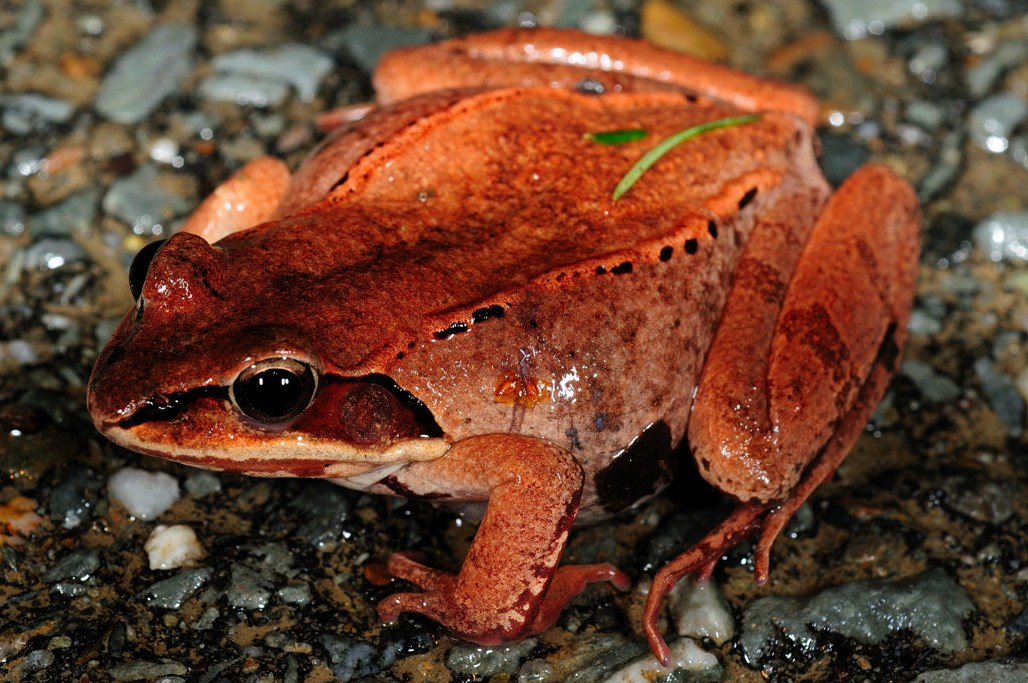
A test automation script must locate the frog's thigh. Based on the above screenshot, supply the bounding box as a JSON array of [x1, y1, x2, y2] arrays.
[[379, 434, 627, 643], [179, 157, 291, 243], [691, 164, 919, 504]]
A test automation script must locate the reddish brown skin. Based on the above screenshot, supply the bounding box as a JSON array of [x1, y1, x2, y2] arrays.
[[87, 28, 921, 664]]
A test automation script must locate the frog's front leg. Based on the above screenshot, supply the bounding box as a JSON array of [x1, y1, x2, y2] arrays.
[[376, 434, 630, 645]]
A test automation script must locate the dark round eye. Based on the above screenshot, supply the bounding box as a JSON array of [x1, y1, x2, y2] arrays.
[[230, 358, 318, 427], [129, 239, 167, 301]]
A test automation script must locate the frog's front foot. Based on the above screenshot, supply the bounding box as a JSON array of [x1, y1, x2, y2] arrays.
[[378, 551, 629, 644]]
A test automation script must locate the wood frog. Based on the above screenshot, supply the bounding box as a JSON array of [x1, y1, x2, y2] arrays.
[[87, 28, 920, 663]]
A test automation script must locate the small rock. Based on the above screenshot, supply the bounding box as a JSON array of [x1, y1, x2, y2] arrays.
[[739, 568, 974, 665], [291, 482, 351, 548], [912, 659, 1028, 682], [43, 549, 100, 583], [0, 94, 75, 136], [22, 648, 55, 671], [598, 638, 723, 683], [0, 201, 26, 236], [107, 658, 188, 681], [966, 39, 1028, 98], [23, 238, 87, 271], [184, 471, 222, 498], [277, 583, 312, 605], [49, 463, 103, 529], [447, 640, 538, 676], [138, 568, 213, 609], [967, 93, 1028, 155], [318, 633, 381, 682], [95, 24, 198, 124], [108, 467, 181, 520], [973, 358, 1025, 436], [902, 360, 962, 403], [820, 0, 963, 40], [102, 164, 192, 236], [197, 73, 291, 108], [209, 44, 333, 103], [973, 211, 1028, 263], [940, 472, 1016, 524], [667, 579, 734, 646], [326, 25, 432, 73], [29, 188, 101, 238], [145, 524, 205, 570], [0, 0, 44, 61], [227, 564, 272, 610]]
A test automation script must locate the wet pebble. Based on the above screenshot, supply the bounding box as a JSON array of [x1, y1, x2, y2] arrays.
[[598, 638, 723, 683], [107, 467, 181, 521], [912, 659, 1028, 682], [43, 548, 100, 583], [667, 579, 734, 645], [940, 471, 1016, 524], [107, 658, 188, 681], [291, 482, 351, 548], [739, 568, 974, 665], [102, 164, 193, 236], [0, 94, 75, 136], [276, 583, 311, 606], [448, 640, 538, 677], [227, 564, 272, 610], [29, 188, 101, 238], [209, 45, 334, 103], [973, 357, 1025, 436], [22, 238, 87, 271], [95, 24, 198, 125], [820, 0, 963, 40], [901, 359, 962, 403], [325, 24, 432, 73], [198, 74, 290, 108], [184, 471, 222, 498], [0, 0, 44, 60], [905, 100, 946, 131], [21, 648, 55, 672], [973, 211, 1028, 263], [318, 633, 381, 682], [137, 567, 213, 609], [145, 524, 205, 570], [49, 464, 103, 529], [967, 93, 1028, 154], [0, 201, 26, 236], [966, 39, 1028, 99]]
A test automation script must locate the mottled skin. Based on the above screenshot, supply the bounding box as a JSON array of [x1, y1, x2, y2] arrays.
[[87, 29, 920, 663]]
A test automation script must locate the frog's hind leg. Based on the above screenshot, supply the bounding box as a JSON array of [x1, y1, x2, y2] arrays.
[[643, 164, 919, 664], [179, 157, 291, 243]]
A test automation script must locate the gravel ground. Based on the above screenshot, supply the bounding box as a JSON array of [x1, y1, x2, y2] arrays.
[[1, 1, 1027, 682]]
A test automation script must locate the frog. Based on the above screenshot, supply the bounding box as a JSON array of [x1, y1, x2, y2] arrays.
[[87, 28, 921, 664]]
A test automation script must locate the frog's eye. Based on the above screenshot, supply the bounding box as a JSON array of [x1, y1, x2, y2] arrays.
[[230, 358, 318, 427], [128, 239, 167, 301]]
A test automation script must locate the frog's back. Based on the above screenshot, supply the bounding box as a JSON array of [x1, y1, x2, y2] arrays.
[[218, 86, 826, 514]]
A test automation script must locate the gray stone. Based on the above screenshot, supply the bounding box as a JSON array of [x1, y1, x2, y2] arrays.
[[968, 93, 1028, 154], [95, 24, 197, 124], [739, 568, 974, 665], [447, 640, 538, 676], [820, 0, 963, 40], [912, 659, 1028, 682], [227, 564, 272, 610], [973, 357, 1025, 436], [0, 0, 43, 61], [43, 549, 100, 583], [966, 40, 1028, 98], [0, 201, 26, 236], [974, 211, 1028, 263], [210, 44, 333, 102], [108, 658, 188, 681], [29, 188, 100, 238], [291, 482, 351, 548], [326, 24, 431, 73], [23, 238, 87, 271], [901, 360, 962, 403], [102, 164, 192, 236], [319, 633, 381, 682], [197, 73, 290, 108], [138, 568, 213, 609], [0, 93, 75, 135], [184, 471, 222, 498]]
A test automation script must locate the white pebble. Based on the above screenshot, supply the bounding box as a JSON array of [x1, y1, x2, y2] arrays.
[[145, 524, 205, 570], [108, 467, 180, 520], [599, 638, 720, 682], [668, 578, 736, 645]]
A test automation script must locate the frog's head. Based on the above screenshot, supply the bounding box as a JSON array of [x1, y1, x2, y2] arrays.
[[87, 231, 449, 481]]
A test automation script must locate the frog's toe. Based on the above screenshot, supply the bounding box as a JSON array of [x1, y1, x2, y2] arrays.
[[525, 563, 631, 635], [384, 550, 454, 591]]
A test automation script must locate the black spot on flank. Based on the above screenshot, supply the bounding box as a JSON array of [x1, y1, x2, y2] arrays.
[[684, 93, 698, 103], [739, 187, 758, 209], [396, 352, 405, 360], [576, 78, 605, 95], [612, 261, 633, 275], [407, 341, 416, 349], [594, 413, 606, 432], [596, 265, 607, 275], [684, 239, 698, 254], [472, 304, 505, 323], [595, 421, 675, 514], [659, 246, 673, 262], [433, 322, 468, 340], [708, 220, 718, 238]]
